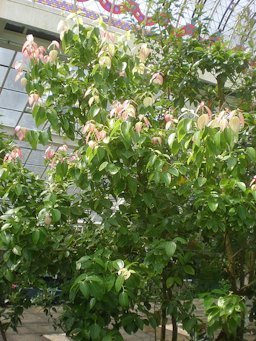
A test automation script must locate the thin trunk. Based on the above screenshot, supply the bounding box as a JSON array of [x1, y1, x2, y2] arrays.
[[0, 323, 8, 341], [160, 271, 167, 341], [224, 232, 237, 292], [171, 314, 177, 341]]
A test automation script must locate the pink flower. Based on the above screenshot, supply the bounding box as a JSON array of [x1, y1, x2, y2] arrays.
[[4, 147, 22, 162], [88, 140, 97, 149], [82, 122, 96, 134], [96, 130, 107, 141], [250, 175, 256, 187], [22, 35, 47, 62], [69, 152, 79, 162], [28, 94, 40, 106], [151, 73, 164, 85], [44, 146, 55, 160], [58, 144, 68, 152], [15, 126, 28, 141], [164, 114, 173, 123], [135, 122, 143, 134], [151, 137, 162, 145], [110, 101, 136, 121], [100, 30, 116, 43]]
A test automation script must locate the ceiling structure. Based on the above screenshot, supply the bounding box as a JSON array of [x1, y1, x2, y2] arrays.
[[0, 0, 255, 178], [33, 0, 256, 46]]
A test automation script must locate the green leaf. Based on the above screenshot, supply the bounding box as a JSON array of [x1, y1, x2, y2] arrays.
[[115, 276, 124, 293], [26, 130, 39, 149], [128, 177, 137, 196], [198, 177, 206, 187], [79, 282, 90, 299], [166, 277, 175, 289], [51, 209, 61, 222], [56, 161, 68, 178], [208, 200, 218, 212], [102, 336, 112, 341], [107, 163, 120, 175], [47, 110, 59, 130], [32, 230, 40, 244], [13, 245, 22, 256], [169, 167, 179, 177], [90, 324, 101, 340], [4, 270, 14, 282], [164, 241, 176, 257], [162, 173, 171, 186], [168, 133, 176, 148], [236, 182, 246, 192], [33, 106, 47, 127], [39, 131, 50, 145], [247, 147, 256, 162], [184, 265, 195, 275], [99, 161, 108, 171], [119, 291, 129, 308]]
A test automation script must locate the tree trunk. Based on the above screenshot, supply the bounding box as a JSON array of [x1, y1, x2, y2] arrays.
[[171, 314, 177, 341], [160, 271, 167, 341], [0, 323, 8, 341]]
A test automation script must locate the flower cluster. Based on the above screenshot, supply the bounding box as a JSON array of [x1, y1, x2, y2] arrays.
[[197, 103, 244, 133], [4, 147, 22, 162], [82, 122, 107, 149], [134, 115, 151, 134], [15, 126, 28, 141], [110, 100, 136, 121]]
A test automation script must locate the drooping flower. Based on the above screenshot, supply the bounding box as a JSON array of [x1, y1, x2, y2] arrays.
[[28, 93, 41, 107], [48, 50, 58, 63], [4, 147, 22, 162], [139, 44, 151, 63], [99, 56, 112, 69], [58, 144, 68, 152], [151, 137, 162, 145], [151, 72, 164, 85], [44, 146, 55, 160], [88, 140, 97, 149], [14, 126, 28, 141], [96, 130, 107, 141], [100, 30, 116, 44]]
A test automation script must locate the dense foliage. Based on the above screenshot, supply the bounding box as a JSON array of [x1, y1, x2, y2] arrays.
[[0, 13, 256, 341]]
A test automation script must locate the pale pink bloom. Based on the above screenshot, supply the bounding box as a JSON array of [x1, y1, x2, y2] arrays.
[[99, 56, 111, 69], [4, 147, 22, 162], [69, 152, 79, 162], [151, 73, 164, 85], [44, 146, 55, 160], [58, 144, 68, 152], [48, 40, 60, 50], [22, 35, 47, 62], [164, 114, 173, 123], [249, 175, 256, 187], [195, 101, 212, 119], [100, 30, 116, 43], [139, 44, 151, 63], [239, 112, 245, 128], [135, 122, 143, 134], [28, 94, 40, 106], [15, 126, 28, 141], [48, 50, 58, 63], [138, 115, 150, 128], [82, 122, 96, 134], [151, 137, 162, 145], [96, 130, 107, 141], [88, 140, 97, 149]]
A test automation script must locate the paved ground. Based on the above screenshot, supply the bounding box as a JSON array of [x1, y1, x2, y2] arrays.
[[2, 307, 189, 341]]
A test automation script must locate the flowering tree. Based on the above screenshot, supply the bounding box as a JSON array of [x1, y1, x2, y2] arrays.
[[0, 14, 256, 341]]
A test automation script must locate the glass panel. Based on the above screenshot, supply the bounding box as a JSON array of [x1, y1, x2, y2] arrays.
[[20, 147, 31, 162], [0, 89, 27, 111], [0, 66, 8, 87], [18, 112, 38, 130], [0, 108, 21, 127], [26, 150, 45, 166], [25, 164, 45, 176], [4, 69, 26, 93], [0, 48, 15, 66]]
